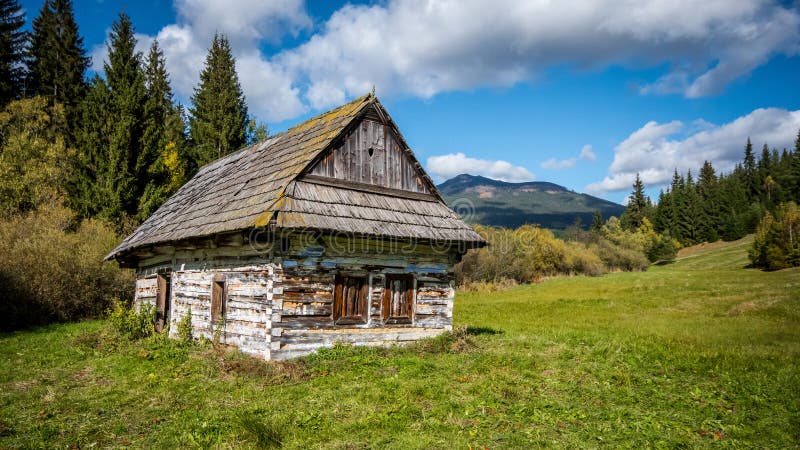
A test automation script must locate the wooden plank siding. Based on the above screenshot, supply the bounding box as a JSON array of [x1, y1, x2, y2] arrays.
[[136, 234, 456, 360], [310, 119, 429, 194]]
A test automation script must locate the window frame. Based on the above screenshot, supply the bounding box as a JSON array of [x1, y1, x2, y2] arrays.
[[333, 274, 369, 325], [382, 274, 414, 324]]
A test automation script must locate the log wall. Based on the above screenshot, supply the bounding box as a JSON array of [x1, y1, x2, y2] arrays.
[[135, 234, 457, 360]]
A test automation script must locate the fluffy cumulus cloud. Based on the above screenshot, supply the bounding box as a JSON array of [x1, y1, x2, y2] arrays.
[[278, 0, 800, 110], [91, 0, 800, 121], [579, 145, 597, 161], [426, 153, 535, 183], [586, 108, 800, 194], [91, 0, 309, 121]]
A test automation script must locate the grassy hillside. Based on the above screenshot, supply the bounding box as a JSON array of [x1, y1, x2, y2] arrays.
[[1, 238, 798, 448], [438, 174, 625, 229]]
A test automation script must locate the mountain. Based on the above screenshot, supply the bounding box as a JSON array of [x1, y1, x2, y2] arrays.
[[437, 174, 625, 229]]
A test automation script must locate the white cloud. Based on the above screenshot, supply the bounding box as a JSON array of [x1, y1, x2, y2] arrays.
[[277, 0, 799, 110], [90, 0, 800, 122], [426, 152, 535, 183], [586, 107, 800, 194], [579, 144, 596, 161], [541, 158, 577, 170], [90, 0, 309, 122]]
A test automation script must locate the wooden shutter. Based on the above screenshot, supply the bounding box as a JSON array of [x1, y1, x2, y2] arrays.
[[155, 274, 170, 332], [333, 274, 368, 325], [382, 275, 413, 324], [211, 279, 225, 325]]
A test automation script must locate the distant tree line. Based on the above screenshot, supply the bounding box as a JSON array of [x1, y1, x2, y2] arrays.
[[616, 134, 800, 270], [0, 0, 266, 228]]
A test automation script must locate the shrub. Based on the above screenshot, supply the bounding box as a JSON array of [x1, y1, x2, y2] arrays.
[[108, 300, 156, 340], [0, 203, 133, 330], [749, 202, 800, 270], [177, 308, 193, 344]]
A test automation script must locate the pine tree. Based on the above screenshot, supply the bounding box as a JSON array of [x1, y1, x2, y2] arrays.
[[189, 33, 248, 166], [0, 0, 27, 106], [621, 173, 650, 230], [104, 12, 146, 218], [789, 129, 800, 201], [137, 39, 188, 220], [590, 209, 604, 233], [71, 12, 146, 222], [27, 0, 89, 127], [697, 161, 720, 242], [743, 137, 757, 197], [70, 75, 113, 218]]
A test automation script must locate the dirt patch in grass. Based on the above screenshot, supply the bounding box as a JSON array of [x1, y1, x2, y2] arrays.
[[208, 346, 311, 383]]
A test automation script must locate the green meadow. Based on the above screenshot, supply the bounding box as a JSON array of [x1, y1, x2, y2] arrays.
[[1, 237, 798, 448]]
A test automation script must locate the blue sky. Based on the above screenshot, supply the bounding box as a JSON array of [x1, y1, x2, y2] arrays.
[[18, 0, 800, 203]]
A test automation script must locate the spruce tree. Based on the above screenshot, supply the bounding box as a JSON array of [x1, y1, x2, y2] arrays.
[[789, 129, 800, 202], [697, 161, 720, 242], [621, 173, 649, 230], [0, 0, 26, 106], [70, 75, 114, 218], [27, 0, 89, 127], [189, 33, 248, 166], [105, 12, 146, 218], [743, 137, 758, 197], [137, 39, 188, 220]]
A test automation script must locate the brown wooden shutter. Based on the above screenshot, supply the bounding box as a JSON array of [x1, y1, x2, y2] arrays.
[[211, 279, 225, 325]]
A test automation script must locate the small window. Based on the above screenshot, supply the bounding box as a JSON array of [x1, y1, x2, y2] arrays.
[[211, 279, 226, 325], [383, 274, 414, 324], [333, 275, 368, 325]]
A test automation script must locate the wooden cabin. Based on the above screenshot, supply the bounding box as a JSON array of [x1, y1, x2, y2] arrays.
[[107, 93, 486, 360]]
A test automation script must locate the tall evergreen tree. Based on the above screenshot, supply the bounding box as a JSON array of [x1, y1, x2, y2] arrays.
[[137, 39, 188, 220], [72, 12, 145, 222], [70, 75, 113, 218], [697, 161, 720, 242], [104, 12, 146, 218], [0, 0, 26, 106], [743, 137, 758, 197], [789, 130, 800, 201], [621, 173, 650, 230], [27, 0, 89, 126], [189, 33, 248, 167]]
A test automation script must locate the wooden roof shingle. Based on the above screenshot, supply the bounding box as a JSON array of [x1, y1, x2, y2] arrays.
[[108, 93, 485, 262]]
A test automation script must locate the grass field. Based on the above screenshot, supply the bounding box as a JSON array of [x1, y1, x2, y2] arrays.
[[1, 237, 798, 448]]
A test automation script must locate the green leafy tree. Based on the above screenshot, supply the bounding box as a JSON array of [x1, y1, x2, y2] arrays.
[[27, 0, 89, 130], [189, 33, 248, 166], [0, 0, 26, 106], [0, 97, 69, 217], [749, 202, 800, 270]]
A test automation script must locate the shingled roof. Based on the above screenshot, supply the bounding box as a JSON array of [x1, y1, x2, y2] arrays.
[[108, 93, 485, 262]]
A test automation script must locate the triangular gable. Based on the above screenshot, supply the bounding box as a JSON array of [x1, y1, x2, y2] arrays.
[[304, 103, 439, 197]]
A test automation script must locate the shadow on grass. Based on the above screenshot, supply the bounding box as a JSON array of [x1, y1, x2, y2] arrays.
[[465, 325, 504, 336]]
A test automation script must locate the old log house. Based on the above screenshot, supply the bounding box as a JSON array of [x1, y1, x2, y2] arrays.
[[107, 93, 486, 359]]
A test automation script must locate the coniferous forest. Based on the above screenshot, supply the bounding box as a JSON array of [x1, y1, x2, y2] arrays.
[[616, 135, 800, 270]]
